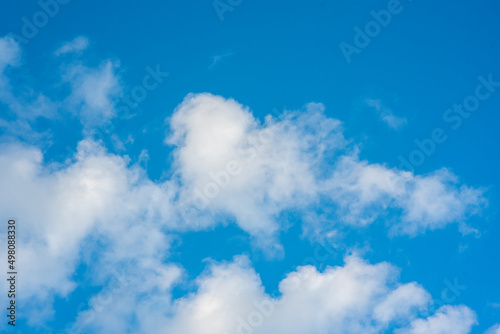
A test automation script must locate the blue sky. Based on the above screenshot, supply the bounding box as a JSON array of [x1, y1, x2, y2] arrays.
[[0, 0, 499, 333]]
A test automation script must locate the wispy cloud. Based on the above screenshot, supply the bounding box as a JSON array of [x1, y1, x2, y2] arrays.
[[55, 36, 89, 56], [62, 59, 122, 129], [208, 51, 235, 69], [365, 98, 408, 130]]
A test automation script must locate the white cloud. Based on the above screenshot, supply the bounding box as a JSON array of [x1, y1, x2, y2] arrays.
[[485, 324, 500, 334], [167, 94, 346, 254], [0, 139, 178, 326], [373, 282, 431, 323], [323, 156, 486, 236], [63, 59, 122, 129], [168, 93, 486, 248], [397, 305, 477, 334], [55, 36, 89, 56], [71, 255, 477, 334]]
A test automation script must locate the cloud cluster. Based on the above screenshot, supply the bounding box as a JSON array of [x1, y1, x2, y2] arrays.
[[0, 36, 490, 333]]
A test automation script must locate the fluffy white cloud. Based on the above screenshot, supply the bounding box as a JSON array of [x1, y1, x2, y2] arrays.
[[397, 304, 477, 334], [168, 94, 345, 253], [168, 93, 486, 247], [71, 255, 477, 334], [0, 139, 178, 326]]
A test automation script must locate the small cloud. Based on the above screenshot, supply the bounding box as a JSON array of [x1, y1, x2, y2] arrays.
[[0, 36, 21, 71], [55, 36, 89, 56], [365, 98, 407, 130], [63, 60, 122, 129], [381, 113, 407, 130], [111, 134, 126, 151], [125, 134, 134, 144], [138, 149, 149, 166], [208, 51, 235, 69], [138, 149, 149, 169]]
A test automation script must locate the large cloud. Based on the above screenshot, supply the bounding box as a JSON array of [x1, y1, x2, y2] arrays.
[[0, 139, 178, 326], [168, 93, 486, 249], [168, 94, 346, 253]]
